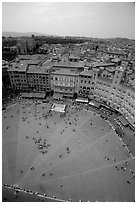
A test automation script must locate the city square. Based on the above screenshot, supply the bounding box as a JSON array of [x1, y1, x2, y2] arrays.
[[2, 96, 135, 202]]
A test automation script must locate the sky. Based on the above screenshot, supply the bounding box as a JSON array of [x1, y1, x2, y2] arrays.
[[2, 2, 135, 39]]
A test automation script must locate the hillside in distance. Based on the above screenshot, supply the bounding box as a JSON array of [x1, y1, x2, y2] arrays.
[[2, 31, 134, 42], [2, 31, 56, 38]]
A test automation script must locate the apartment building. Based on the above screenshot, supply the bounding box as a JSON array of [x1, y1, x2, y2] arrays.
[[27, 61, 52, 92], [2, 60, 11, 91], [51, 68, 79, 96], [53, 57, 84, 72], [79, 69, 99, 97], [8, 61, 28, 90], [90, 65, 135, 127], [8, 55, 53, 93], [94, 77, 112, 103], [104, 51, 128, 60], [7, 54, 135, 127], [17, 54, 46, 65]]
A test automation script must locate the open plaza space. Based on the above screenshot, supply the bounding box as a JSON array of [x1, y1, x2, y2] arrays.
[[2, 97, 135, 202]]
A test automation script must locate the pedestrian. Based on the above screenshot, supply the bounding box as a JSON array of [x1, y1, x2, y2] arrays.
[[115, 166, 119, 170], [68, 199, 72, 201], [59, 154, 63, 158], [31, 166, 35, 170]]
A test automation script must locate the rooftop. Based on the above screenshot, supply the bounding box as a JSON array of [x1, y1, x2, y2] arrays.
[[69, 55, 80, 59], [116, 66, 125, 72], [8, 60, 30, 72], [105, 67, 115, 72], [79, 70, 94, 76], [120, 83, 135, 93], [27, 60, 53, 74], [53, 60, 84, 68], [93, 62, 116, 68], [51, 68, 78, 76], [111, 58, 121, 63], [18, 54, 46, 65], [106, 51, 127, 56], [97, 76, 113, 84]]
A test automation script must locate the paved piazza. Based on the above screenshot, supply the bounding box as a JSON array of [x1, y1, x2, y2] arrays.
[[2, 98, 135, 202]]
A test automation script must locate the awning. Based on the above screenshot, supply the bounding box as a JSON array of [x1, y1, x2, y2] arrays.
[[89, 102, 95, 106], [53, 93, 64, 100], [89, 100, 100, 108], [63, 94, 73, 98], [117, 115, 129, 126], [21, 93, 30, 98], [76, 98, 88, 103], [21, 92, 45, 99]]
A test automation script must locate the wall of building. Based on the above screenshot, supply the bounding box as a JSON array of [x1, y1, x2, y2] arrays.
[[7, 56, 135, 127], [2, 64, 11, 90], [27, 73, 50, 92], [8, 70, 28, 90], [51, 74, 78, 95]]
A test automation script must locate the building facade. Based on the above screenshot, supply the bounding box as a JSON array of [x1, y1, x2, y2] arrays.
[[2, 60, 11, 92], [51, 68, 79, 96], [6, 54, 135, 127], [8, 56, 52, 93], [79, 69, 98, 97], [27, 63, 51, 93], [88, 66, 135, 127], [8, 61, 28, 91]]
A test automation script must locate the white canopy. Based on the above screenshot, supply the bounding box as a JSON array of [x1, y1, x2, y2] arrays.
[[76, 98, 88, 103], [51, 103, 66, 113]]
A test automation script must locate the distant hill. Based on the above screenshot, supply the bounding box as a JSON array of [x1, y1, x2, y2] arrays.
[[2, 31, 54, 38], [2, 32, 134, 41]]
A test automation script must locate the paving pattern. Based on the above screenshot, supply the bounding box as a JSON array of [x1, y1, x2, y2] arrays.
[[2, 98, 135, 202]]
